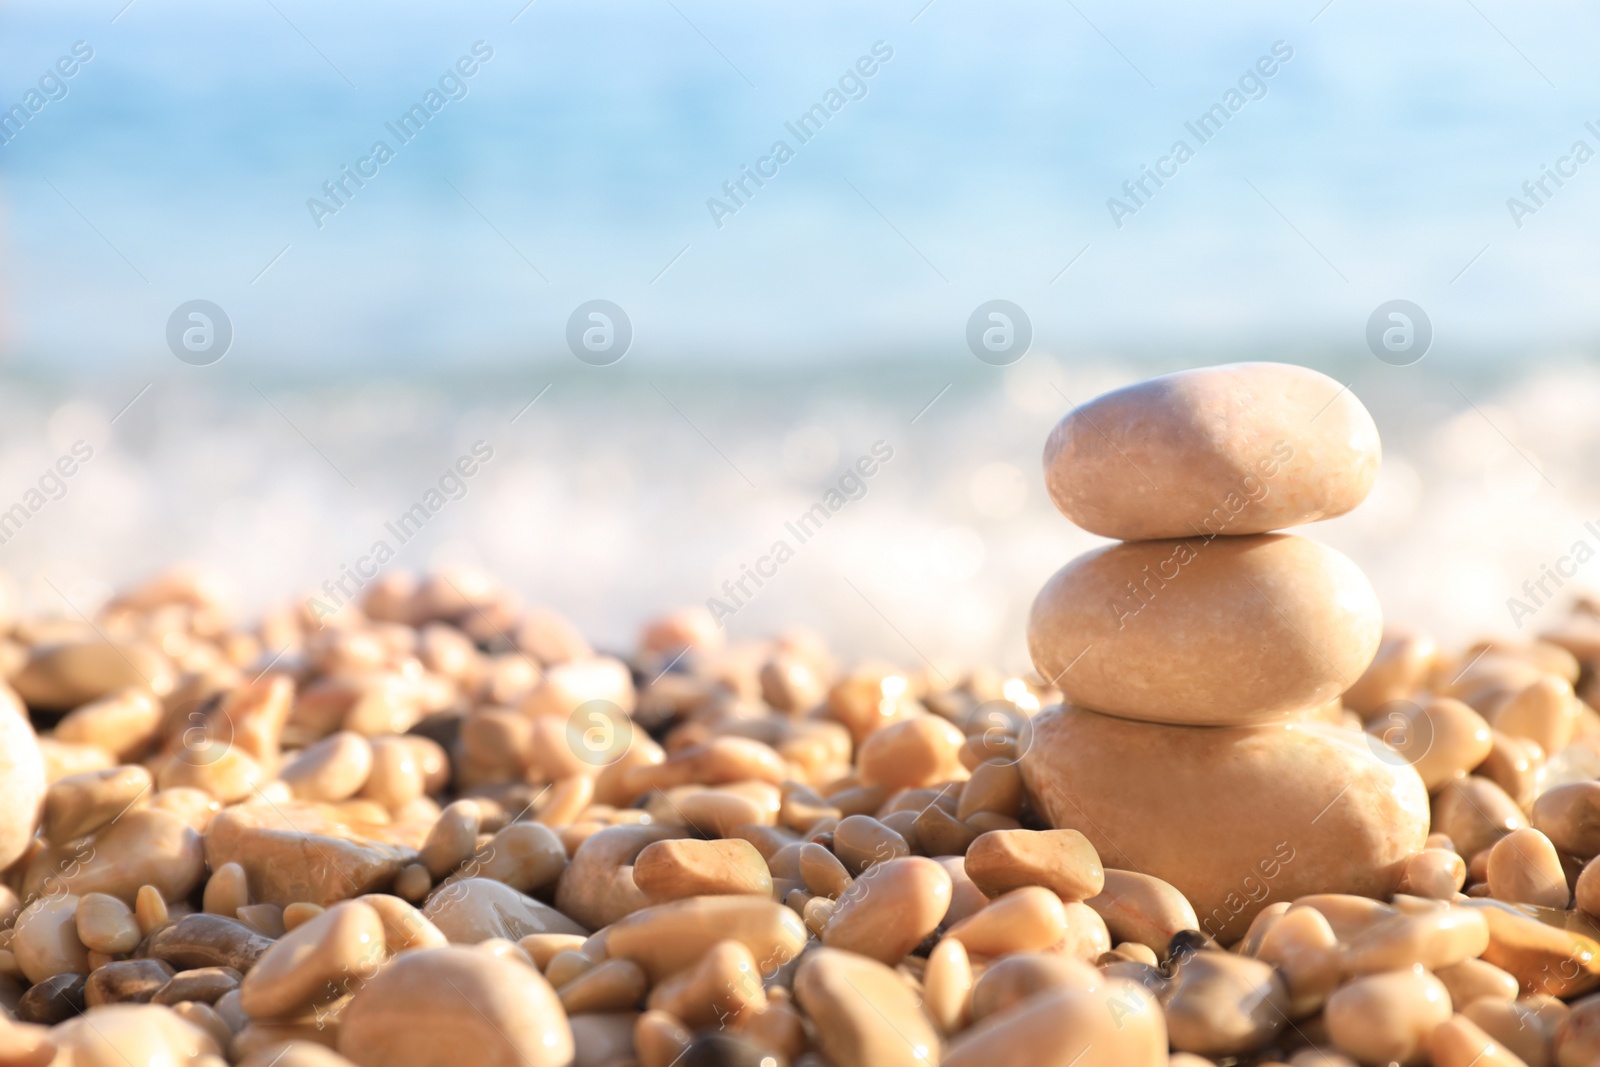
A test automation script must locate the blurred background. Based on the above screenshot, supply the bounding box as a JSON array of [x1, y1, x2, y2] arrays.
[[0, 0, 1597, 670]]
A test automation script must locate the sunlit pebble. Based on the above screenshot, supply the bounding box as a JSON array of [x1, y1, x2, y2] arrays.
[[782, 425, 840, 480], [968, 461, 1028, 519]]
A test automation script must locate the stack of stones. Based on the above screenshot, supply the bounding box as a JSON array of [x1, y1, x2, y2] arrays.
[[1019, 361, 1430, 943]]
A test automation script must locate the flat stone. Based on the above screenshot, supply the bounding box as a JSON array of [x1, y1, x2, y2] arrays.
[[203, 801, 418, 907], [145, 913, 276, 973], [1021, 707, 1428, 942]]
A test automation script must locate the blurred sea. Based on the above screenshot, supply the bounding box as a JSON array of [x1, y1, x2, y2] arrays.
[[1, 355, 1596, 671]]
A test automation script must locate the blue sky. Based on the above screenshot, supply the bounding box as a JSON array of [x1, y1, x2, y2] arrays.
[[1, 0, 1596, 371]]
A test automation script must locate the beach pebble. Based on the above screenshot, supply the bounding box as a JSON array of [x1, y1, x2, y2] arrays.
[[821, 856, 951, 964], [13, 895, 89, 984], [855, 716, 967, 790], [605, 896, 807, 982], [145, 913, 276, 973], [1086, 869, 1199, 955], [1432, 777, 1527, 862], [1041, 362, 1380, 541], [421, 877, 585, 943], [1028, 534, 1382, 725], [1021, 708, 1428, 941], [963, 828, 1104, 901], [338, 946, 573, 1067], [945, 974, 1166, 1067], [794, 947, 941, 1067], [75, 892, 141, 955], [0, 689, 47, 870], [83, 958, 175, 1007], [1464, 899, 1600, 998], [240, 900, 388, 1019], [1487, 828, 1570, 909], [1161, 950, 1287, 1057], [631, 838, 772, 902], [945, 886, 1068, 957], [1532, 781, 1600, 859], [203, 802, 416, 907], [1324, 969, 1452, 1066], [47, 1003, 221, 1066]]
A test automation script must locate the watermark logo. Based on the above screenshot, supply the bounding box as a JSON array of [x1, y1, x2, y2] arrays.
[[962, 698, 1036, 766], [965, 300, 1032, 366], [566, 300, 632, 366], [1365, 300, 1430, 366], [1363, 698, 1434, 768], [565, 699, 633, 765], [171, 696, 234, 767], [167, 300, 233, 366]]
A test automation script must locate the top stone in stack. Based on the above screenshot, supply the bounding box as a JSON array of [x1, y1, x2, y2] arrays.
[[1028, 362, 1385, 726]]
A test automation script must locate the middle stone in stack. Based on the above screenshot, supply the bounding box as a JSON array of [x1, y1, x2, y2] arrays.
[[1019, 362, 1429, 942]]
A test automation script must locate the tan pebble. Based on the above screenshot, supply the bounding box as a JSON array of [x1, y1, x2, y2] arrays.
[[84, 958, 175, 1007], [1237, 900, 1291, 956], [542, 949, 592, 988], [1325, 969, 1452, 1066], [798, 842, 852, 898], [240, 900, 388, 1020], [279, 732, 374, 803], [1489, 828, 1571, 909], [605, 895, 807, 982], [1367, 697, 1491, 791], [802, 896, 835, 936], [856, 715, 967, 790], [12, 894, 88, 983], [946, 974, 1166, 1066], [12, 640, 173, 710], [558, 957, 647, 1015], [966, 953, 1094, 1023], [1431, 1013, 1529, 1067], [1479, 731, 1545, 810], [1042, 363, 1378, 541], [947, 885, 1067, 957], [1433, 957, 1521, 1005], [358, 737, 424, 811], [144, 914, 279, 988], [822, 856, 951, 964], [1343, 629, 1438, 717], [964, 828, 1104, 902], [393, 864, 431, 903], [1464, 900, 1600, 998], [167, 1002, 234, 1057], [200, 802, 413, 908], [1534, 782, 1600, 860], [76, 892, 141, 955], [47, 1003, 220, 1065], [1162, 950, 1287, 1057], [1398, 848, 1468, 899], [915, 803, 980, 856], [1087, 869, 1200, 955], [282, 902, 325, 931], [233, 1021, 340, 1060], [338, 946, 573, 1067], [923, 938, 972, 1035], [53, 687, 163, 759], [633, 1009, 691, 1067], [795, 946, 941, 1067], [956, 759, 1023, 821], [1256, 905, 1340, 1018], [441, 822, 568, 895], [632, 838, 772, 902], [1434, 777, 1528, 861], [0, 691, 45, 869], [831, 814, 909, 875], [1491, 675, 1580, 756], [553, 824, 690, 930], [1341, 907, 1490, 974], [1029, 534, 1380, 725], [236, 1041, 356, 1067], [203, 861, 250, 918], [533, 776, 593, 828], [1024, 710, 1426, 942], [1114, 941, 1160, 966], [41, 764, 152, 844], [421, 878, 585, 944], [359, 894, 448, 954], [1555, 993, 1600, 1067], [156, 745, 264, 804], [1462, 996, 1556, 1067], [148, 787, 223, 833], [645, 939, 766, 1027], [418, 800, 480, 880], [518, 933, 587, 970], [741, 998, 806, 1062], [1295, 894, 1401, 941], [136, 883, 169, 935], [25, 808, 205, 905]]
